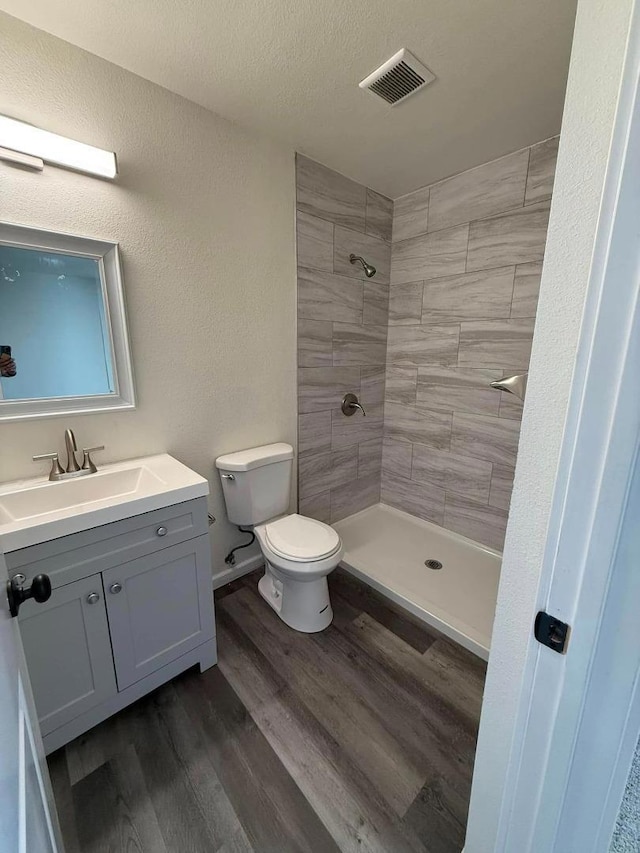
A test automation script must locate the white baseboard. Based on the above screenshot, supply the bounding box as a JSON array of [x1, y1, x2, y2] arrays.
[[212, 553, 264, 589]]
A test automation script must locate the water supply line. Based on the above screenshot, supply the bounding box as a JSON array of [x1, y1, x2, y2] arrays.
[[224, 526, 256, 566]]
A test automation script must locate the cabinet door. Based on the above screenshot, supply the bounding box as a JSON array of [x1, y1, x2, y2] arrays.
[[18, 575, 117, 737], [103, 535, 215, 691]]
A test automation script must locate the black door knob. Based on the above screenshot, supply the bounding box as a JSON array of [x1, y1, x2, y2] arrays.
[[6, 573, 52, 618]]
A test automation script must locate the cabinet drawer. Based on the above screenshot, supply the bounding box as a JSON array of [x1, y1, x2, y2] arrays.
[[19, 574, 117, 736], [6, 498, 209, 589], [103, 535, 215, 691]]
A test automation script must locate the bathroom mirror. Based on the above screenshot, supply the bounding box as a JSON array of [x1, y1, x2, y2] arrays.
[[0, 222, 135, 421]]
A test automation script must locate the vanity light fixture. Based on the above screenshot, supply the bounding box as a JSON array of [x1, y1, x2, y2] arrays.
[[0, 115, 117, 179]]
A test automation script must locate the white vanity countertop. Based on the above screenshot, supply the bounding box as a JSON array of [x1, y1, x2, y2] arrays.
[[0, 454, 209, 552]]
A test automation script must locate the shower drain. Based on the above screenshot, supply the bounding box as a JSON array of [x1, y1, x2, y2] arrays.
[[425, 559, 443, 571]]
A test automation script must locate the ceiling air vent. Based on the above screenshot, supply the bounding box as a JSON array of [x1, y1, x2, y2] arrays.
[[359, 48, 435, 106]]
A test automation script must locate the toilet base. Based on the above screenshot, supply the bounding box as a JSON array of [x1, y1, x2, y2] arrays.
[[258, 564, 333, 633]]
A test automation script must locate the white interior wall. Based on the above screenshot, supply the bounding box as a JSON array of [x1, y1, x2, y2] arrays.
[[0, 13, 297, 577], [465, 0, 636, 849]]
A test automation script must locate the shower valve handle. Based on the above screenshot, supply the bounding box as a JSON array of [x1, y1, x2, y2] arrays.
[[342, 393, 366, 417]]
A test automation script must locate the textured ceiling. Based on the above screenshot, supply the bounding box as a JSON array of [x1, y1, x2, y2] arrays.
[[0, 0, 577, 197]]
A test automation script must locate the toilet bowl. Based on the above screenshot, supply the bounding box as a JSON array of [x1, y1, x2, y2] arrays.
[[215, 443, 343, 633], [255, 514, 343, 632]]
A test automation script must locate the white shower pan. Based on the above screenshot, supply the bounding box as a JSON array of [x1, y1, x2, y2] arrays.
[[333, 503, 501, 660]]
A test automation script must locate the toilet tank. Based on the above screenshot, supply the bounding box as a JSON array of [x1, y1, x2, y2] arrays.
[[215, 443, 294, 526]]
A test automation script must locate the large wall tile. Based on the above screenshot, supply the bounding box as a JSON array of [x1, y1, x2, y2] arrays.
[[393, 187, 429, 243], [299, 448, 358, 500], [458, 319, 535, 368], [444, 494, 508, 551], [489, 463, 515, 510], [334, 226, 391, 283], [466, 201, 551, 272], [298, 318, 333, 367], [296, 211, 334, 271], [428, 149, 529, 233], [296, 154, 366, 231], [379, 137, 557, 547], [365, 189, 393, 242], [391, 225, 468, 285], [358, 438, 383, 478], [332, 323, 387, 366], [525, 137, 559, 205], [381, 473, 445, 525], [411, 444, 492, 504], [389, 281, 424, 325], [385, 403, 452, 449], [331, 473, 380, 522], [385, 366, 418, 405], [511, 261, 542, 318], [298, 411, 332, 456], [451, 412, 521, 467], [296, 159, 391, 522], [298, 267, 363, 323], [421, 266, 515, 323], [331, 405, 384, 449], [387, 324, 460, 367], [382, 438, 413, 480], [299, 491, 331, 524], [363, 281, 390, 326], [416, 366, 502, 416], [298, 366, 360, 413], [360, 365, 386, 406]]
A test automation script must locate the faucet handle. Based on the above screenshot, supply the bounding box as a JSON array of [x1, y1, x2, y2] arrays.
[[33, 452, 65, 480], [81, 446, 104, 474], [341, 393, 367, 417]]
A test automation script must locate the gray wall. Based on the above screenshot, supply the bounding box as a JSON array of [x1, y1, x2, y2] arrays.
[[296, 141, 558, 550], [382, 138, 558, 551], [296, 154, 392, 523], [0, 13, 297, 580]]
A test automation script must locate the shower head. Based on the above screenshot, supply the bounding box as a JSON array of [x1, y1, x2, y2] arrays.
[[349, 254, 377, 278]]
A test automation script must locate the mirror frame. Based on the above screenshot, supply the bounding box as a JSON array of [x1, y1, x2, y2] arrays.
[[0, 222, 135, 422]]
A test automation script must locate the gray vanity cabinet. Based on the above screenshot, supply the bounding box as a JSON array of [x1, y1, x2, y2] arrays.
[[9, 497, 217, 754], [103, 536, 214, 691], [19, 574, 117, 737]]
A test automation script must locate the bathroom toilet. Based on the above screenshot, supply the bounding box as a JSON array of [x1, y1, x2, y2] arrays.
[[215, 443, 343, 632]]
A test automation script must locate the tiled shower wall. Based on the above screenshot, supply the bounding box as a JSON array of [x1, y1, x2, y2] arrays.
[[382, 137, 559, 551], [296, 155, 393, 523]]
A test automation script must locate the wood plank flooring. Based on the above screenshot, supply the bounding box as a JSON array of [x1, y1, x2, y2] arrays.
[[48, 568, 486, 853]]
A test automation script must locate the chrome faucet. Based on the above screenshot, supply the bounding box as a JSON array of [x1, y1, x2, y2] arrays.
[[33, 429, 105, 481], [65, 429, 81, 473]]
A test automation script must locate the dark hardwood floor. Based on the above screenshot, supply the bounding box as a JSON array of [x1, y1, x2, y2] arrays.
[[48, 568, 486, 853]]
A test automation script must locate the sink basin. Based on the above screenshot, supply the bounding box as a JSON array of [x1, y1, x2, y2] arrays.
[[0, 454, 209, 551]]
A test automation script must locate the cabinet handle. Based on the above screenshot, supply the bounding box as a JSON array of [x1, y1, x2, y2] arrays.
[[109, 582, 123, 594], [87, 592, 100, 605], [156, 526, 168, 537]]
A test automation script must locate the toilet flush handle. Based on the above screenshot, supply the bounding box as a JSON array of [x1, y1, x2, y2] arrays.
[[221, 473, 235, 480]]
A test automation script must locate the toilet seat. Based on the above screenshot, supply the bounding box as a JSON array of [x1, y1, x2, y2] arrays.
[[264, 514, 341, 562]]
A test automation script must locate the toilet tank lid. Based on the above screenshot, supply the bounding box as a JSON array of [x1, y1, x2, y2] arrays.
[[215, 443, 294, 471]]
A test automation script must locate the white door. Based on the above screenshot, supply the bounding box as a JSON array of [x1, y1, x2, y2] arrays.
[[0, 551, 62, 853], [466, 0, 640, 850]]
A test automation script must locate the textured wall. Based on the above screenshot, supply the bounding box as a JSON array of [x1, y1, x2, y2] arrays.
[[466, 0, 637, 847], [296, 155, 392, 523], [0, 14, 297, 579], [383, 138, 558, 551]]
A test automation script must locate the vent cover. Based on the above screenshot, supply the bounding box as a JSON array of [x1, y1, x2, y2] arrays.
[[359, 49, 435, 106]]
